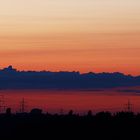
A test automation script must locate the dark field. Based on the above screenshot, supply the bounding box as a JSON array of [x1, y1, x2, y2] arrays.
[[1, 109, 140, 140]]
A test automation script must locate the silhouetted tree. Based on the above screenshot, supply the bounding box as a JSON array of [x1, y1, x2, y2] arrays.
[[6, 108, 11, 116], [30, 108, 42, 115], [68, 110, 74, 116], [87, 110, 93, 117]]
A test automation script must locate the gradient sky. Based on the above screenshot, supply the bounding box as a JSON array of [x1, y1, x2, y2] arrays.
[[0, 0, 140, 75]]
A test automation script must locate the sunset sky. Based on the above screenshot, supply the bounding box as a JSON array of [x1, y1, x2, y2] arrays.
[[0, 0, 140, 75]]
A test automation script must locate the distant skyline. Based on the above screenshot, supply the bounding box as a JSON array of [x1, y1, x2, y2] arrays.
[[0, 0, 140, 75]]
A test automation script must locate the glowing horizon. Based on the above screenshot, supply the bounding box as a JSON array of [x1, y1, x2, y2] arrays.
[[0, 0, 140, 75]]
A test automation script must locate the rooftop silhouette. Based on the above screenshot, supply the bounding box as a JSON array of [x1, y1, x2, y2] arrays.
[[0, 65, 140, 89]]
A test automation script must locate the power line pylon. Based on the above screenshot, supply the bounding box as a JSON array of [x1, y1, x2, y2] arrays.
[[0, 95, 6, 113], [19, 98, 27, 113], [125, 100, 133, 112]]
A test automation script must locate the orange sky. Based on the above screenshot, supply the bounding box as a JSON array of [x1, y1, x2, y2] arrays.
[[0, 0, 140, 75]]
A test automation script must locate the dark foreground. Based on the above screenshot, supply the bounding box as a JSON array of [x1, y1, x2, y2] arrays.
[[1, 109, 140, 140]]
